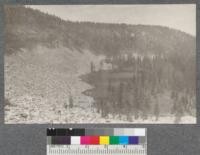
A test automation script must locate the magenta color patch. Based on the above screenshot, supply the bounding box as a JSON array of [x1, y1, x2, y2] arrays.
[[81, 136, 90, 144]]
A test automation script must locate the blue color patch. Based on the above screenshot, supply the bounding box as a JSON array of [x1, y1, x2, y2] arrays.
[[129, 136, 139, 144], [119, 136, 129, 144]]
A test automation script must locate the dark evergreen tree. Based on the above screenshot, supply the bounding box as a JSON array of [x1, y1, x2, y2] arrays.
[[69, 94, 73, 108]]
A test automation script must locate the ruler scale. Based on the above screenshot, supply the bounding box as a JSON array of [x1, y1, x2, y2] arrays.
[[47, 128, 147, 155], [47, 145, 147, 155]]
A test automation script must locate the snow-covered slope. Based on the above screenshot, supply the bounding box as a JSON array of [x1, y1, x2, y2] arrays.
[[5, 45, 104, 123]]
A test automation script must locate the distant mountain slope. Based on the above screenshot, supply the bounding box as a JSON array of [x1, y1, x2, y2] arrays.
[[5, 5, 195, 57]]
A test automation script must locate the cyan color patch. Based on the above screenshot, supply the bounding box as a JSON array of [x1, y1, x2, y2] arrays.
[[119, 136, 129, 144]]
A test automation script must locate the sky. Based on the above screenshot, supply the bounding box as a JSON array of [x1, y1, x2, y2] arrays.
[[28, 4, 196, 36]]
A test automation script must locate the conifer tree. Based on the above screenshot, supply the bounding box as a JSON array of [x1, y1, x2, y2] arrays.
[[69, 94, 73, 108]]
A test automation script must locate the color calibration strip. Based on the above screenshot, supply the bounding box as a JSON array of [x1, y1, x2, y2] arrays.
[[48, 135, 144, 145], [47, 128, 146, 145], [47, 128, 147, 155]]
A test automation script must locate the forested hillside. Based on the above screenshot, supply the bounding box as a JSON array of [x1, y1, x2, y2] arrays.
[[5, 6, 195, 57]]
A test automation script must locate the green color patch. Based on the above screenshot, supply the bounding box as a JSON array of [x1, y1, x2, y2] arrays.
[[110, 136, 119, 145]]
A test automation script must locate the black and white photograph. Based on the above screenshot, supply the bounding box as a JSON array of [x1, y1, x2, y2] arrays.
[[4, 4, 196, 124]]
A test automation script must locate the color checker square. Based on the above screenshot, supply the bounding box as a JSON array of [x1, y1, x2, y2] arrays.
[[129, 136, 139, 144], [81, 136, 90, 144], [119, 136, 128, 144], [100, 136, 109, 145], [71, 136, 80, 145], [90, 136, 99, 145], [110, 136, 119, 145]]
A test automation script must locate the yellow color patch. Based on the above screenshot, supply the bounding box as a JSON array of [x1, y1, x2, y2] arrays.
[[100, 136, 109, 145]]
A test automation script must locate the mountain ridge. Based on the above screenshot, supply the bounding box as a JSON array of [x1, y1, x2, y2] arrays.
[[5, 5, 195, 57]]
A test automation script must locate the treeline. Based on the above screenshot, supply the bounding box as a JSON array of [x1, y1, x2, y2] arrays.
[[84, 54, 195, 122]]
